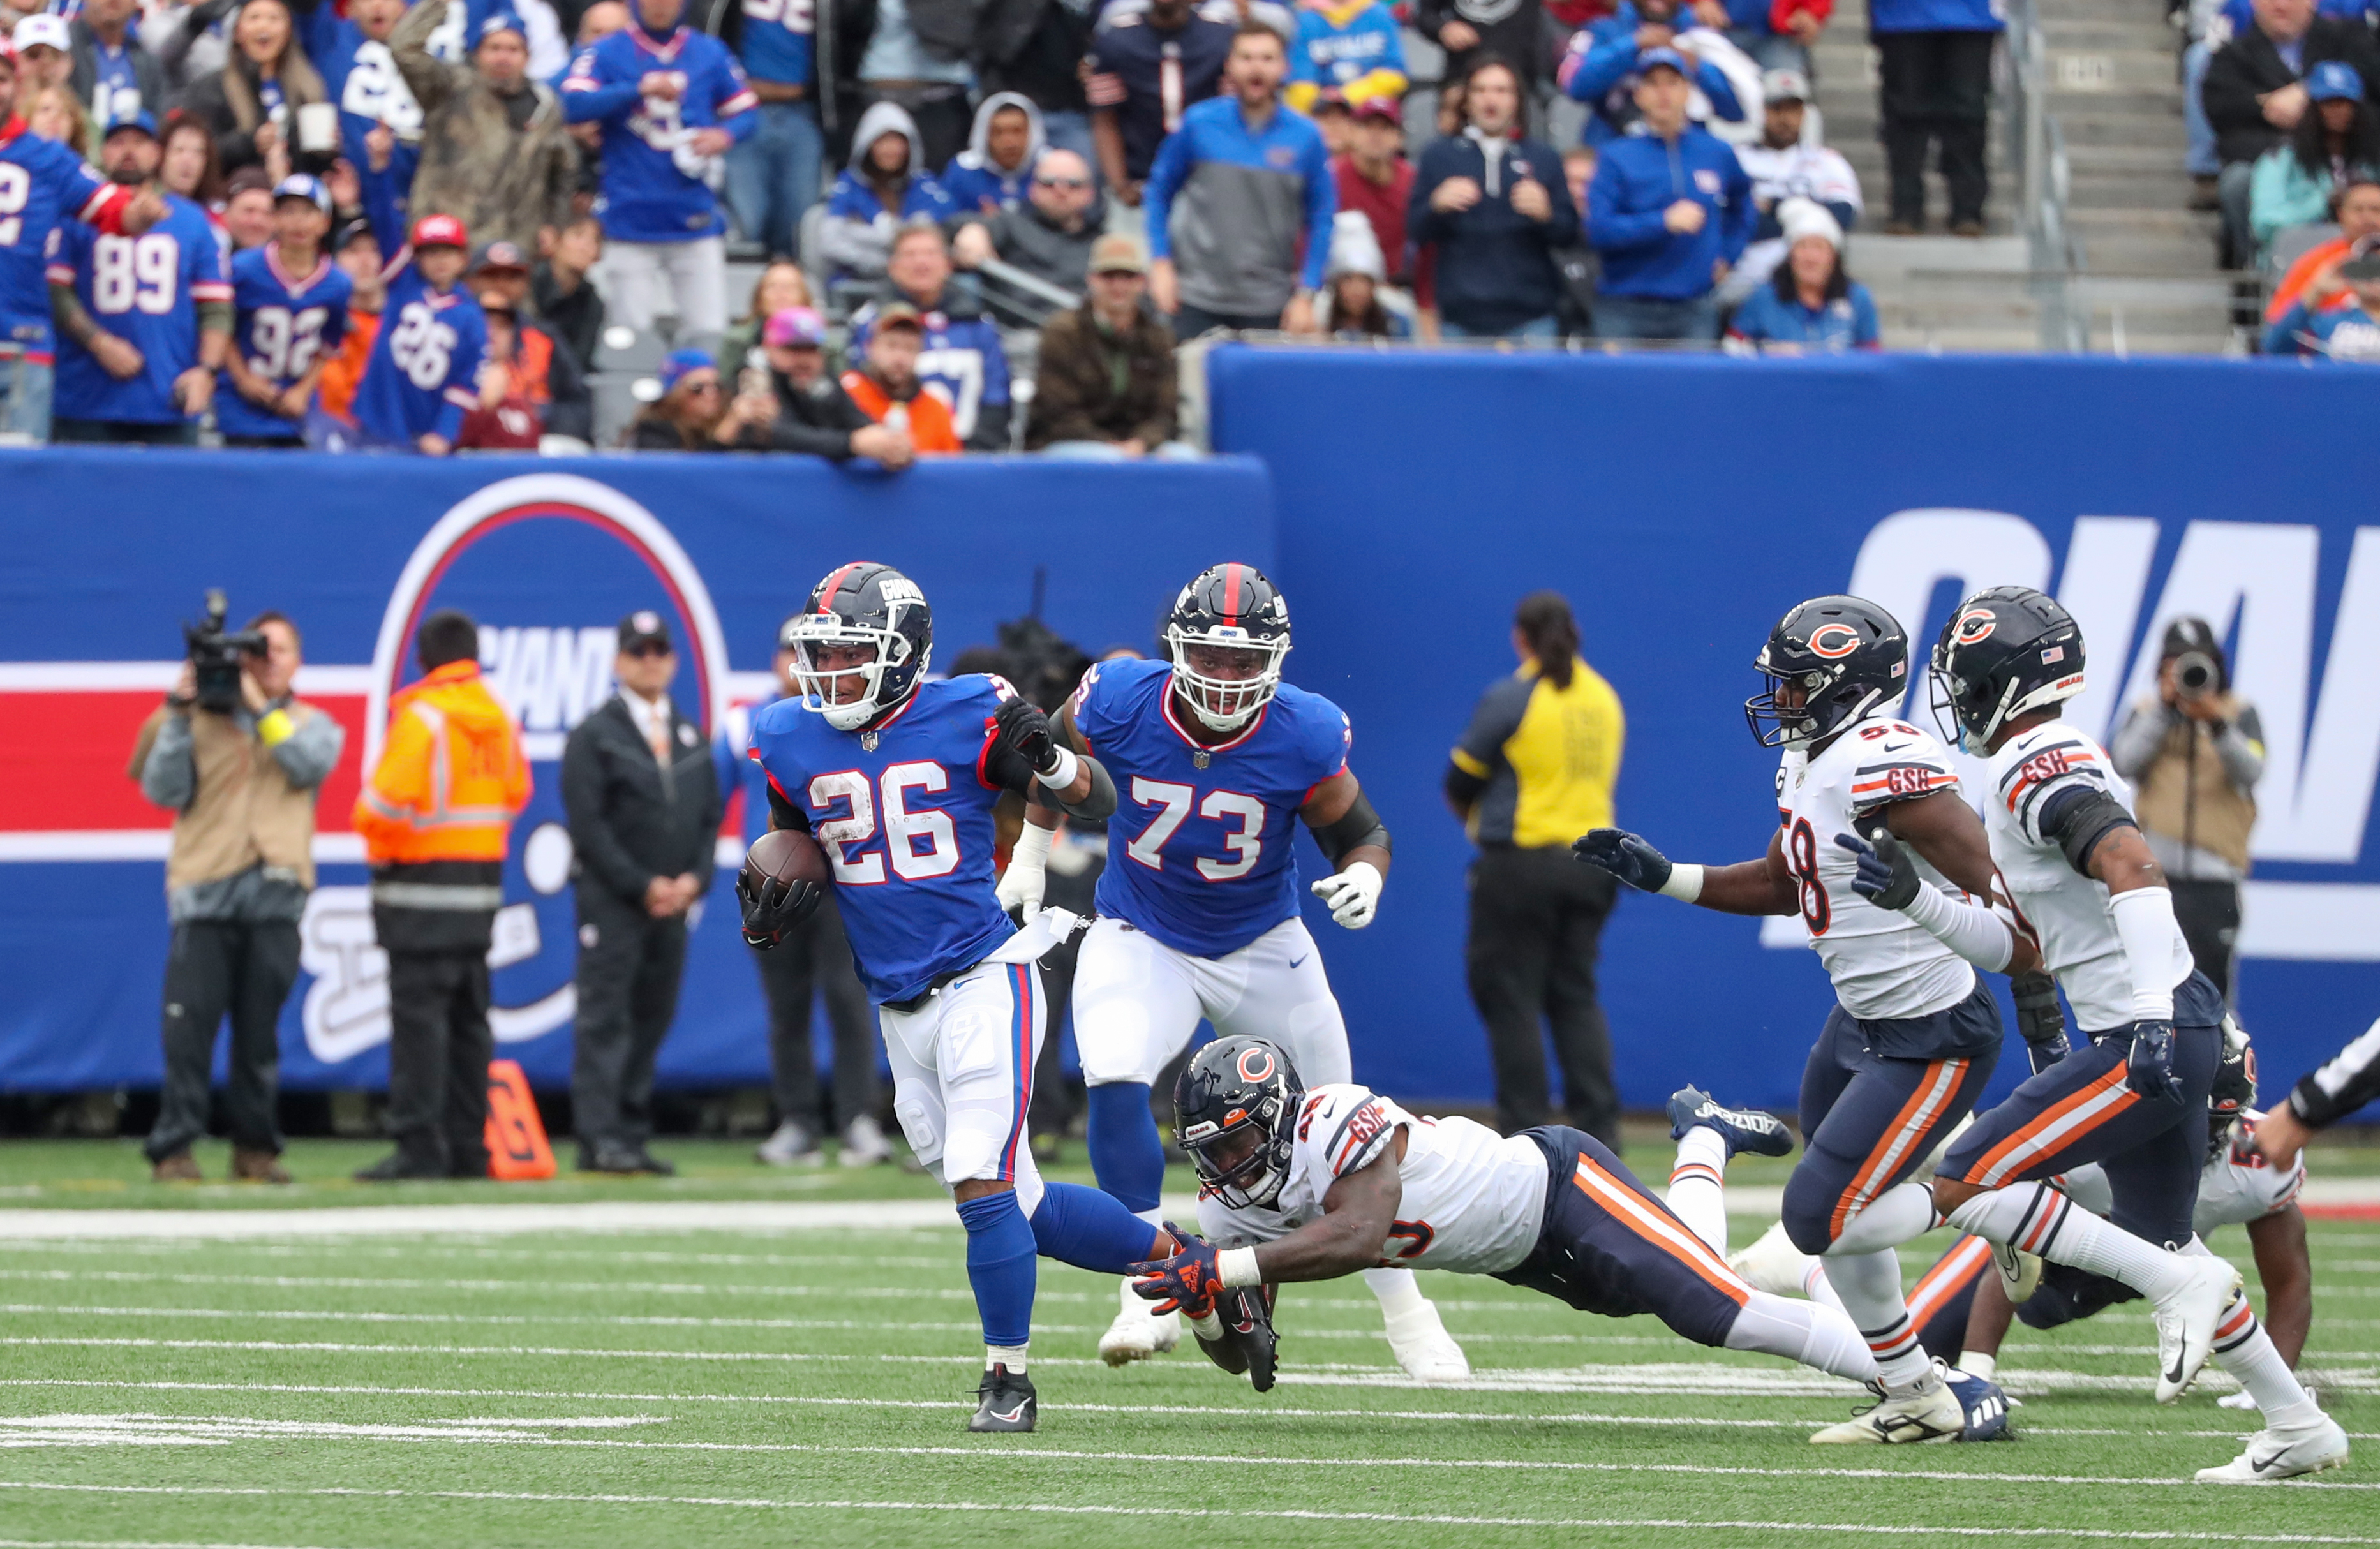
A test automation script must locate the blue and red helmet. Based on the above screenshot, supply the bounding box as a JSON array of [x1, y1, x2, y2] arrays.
[[785, 561, 933, 732]]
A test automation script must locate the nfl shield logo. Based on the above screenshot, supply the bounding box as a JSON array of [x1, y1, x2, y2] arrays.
[[862, 730, 881, 751]]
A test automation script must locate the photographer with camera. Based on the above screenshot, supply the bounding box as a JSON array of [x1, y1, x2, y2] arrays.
[[130, 596, 345, 1184], [2109, 616, 2265, 1003]]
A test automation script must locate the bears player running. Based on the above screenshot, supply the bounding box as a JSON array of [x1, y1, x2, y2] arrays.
[[999, 563, 1468, 1381], [738, 563, 1180, 1434], [1576, 597, 2034, 1443], [1130, 1037, 1888, 1397]]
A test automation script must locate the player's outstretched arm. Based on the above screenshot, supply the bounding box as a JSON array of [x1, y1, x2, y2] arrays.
[[1839, 791, 2044, 976], [1575, 827, 1798, 916], [1303, 768, 1388, 928], [2247, 1204, 2313, 1367]]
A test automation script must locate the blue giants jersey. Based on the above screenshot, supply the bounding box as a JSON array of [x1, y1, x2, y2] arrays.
[[738, 0, 816, 86], [47, 194, 229, 424], [1, 122, 130, 358], [562, 26, 759, 244], [217, 244, 353, 440], [353, 257, 489, 446], [747, 675, 1018, 1004], [1073, 656, 1351, 958]]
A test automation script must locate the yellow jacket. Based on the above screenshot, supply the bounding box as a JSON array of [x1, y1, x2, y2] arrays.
[[354, 662, 532, 864]]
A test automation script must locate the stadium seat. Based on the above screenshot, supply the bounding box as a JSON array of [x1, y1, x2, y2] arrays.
[[595, 324, 667, 374]]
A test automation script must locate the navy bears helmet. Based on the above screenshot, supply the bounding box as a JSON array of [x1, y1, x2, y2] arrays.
[[785, 562, 934, 732], [1929, 586, 2087, 755], [1744, 595, 1912, 748], [1175, 1035, 1304, 1210]]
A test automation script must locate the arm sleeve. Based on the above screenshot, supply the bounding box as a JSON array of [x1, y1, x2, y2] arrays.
[[2290, 1014, 2380, 1128], [713, 56, 761, 139], [1142, 126, 1191, 260], [562, 724, 655, 900], [1845, 735, 1959, 817], [2199, 44, 2268, 136], [1561, 31, 1632, 102], [1299, 137, 1337, 291], [353, 703, 432, 850], [2106, 700, 2175, 779], [1447, 678, 1528, 796], [390, 0, 458, 112], [2262, 299, 2316, 356], [561, 47, 642, 122], [267, 704, 346, 790], [1587, 157, 1670, 253], [2215, 702, 2265, 788], [1696, 61, 1744, 121], [139, 712, 198, 811], [2007, 738, 2117, 847], [1408, 154, 1450, 242]]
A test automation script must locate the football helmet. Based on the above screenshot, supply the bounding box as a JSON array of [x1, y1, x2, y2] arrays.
[[2210, 1018, 2258, 1160], [785, 562, 933, 732], [1175, 1035, 1304, 1211], [1929, 586, 2086, 755], [1744, 595, 1910, 748], [1164, 563, 1291, 734]]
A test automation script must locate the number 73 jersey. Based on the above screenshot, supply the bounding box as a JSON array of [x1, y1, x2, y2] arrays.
[[1196, 1083, 1552, 1275], [1074, 655, 1352, 958], [1775, 715, 1979, 1021]]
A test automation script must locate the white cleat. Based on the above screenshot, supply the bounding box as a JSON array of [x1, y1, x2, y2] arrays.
[[1729, 1220, 1818, 1300], [2194, 1416, 2350, 1483], [1381, 1298, 1471, 1382], [1097, 1277, 1179, 1367], [2153, 1259, 2243, 1404], [1991, 1241, 2043, 1305], [1810, 1364, 1967, 1445]]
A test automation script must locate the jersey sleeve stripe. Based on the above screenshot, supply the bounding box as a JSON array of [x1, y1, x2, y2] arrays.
[[1994, 739, 2089, 792], [717, 89, 759, 114], [43, 263, 73, 285]]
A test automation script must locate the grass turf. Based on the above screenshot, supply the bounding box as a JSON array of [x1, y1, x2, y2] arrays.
[[0, 1136, 2374, 1548]]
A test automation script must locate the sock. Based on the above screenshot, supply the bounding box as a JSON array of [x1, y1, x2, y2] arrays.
[[1802, 1259, 1845, 1311], [1822, 1247, 1933, 1391], [1725, 1289, 1880, 1384], [2208, 1286, 2321, 1428], [1828, 1182, 1941, 1256], [1028, 1180, 1168, 1275], [955, 1191, 1038, 1350], [1085, 1082, 1165, 1213], [986, 1342, 1029, 1372], [1959, 1350, 1998, 1382], [1364, 1264, 1424, 1313], [1944, 1183, 2190, 1301], [1667, 1127, 1729, 1257]]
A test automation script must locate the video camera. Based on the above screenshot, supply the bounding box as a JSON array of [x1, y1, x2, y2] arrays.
[[183, 589, 269, 715], [2173, 651, 2220, 701]]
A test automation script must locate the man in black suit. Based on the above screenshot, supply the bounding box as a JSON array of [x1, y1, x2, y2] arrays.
[[2202, 0, 2380, 263], [561, 611, 725, 1175]]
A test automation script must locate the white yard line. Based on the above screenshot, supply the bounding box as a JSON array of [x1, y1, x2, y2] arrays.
[[0, 1201, 976, 1240], [0, 1539, 350, 1549]]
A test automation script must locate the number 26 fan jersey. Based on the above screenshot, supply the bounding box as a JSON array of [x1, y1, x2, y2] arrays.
[[352, 256, 487, 445]]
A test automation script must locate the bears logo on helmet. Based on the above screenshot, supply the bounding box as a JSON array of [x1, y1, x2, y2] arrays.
[[1744, 595, 1910, 749], [1176, 1035, 1304, 1211]]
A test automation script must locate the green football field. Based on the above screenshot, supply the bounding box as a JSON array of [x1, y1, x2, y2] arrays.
[[0, 1135, 2375, 1549]]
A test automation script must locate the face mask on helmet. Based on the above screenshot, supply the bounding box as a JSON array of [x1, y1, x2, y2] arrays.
[[789, 622, 907, 731], [1167, 630, 1288, 733], [1182, 1104, 1293, 1210]]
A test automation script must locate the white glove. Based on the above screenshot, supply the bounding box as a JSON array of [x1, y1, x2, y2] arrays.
[[998, 822, 1052, 923], [1310, 860, 1383, 930]]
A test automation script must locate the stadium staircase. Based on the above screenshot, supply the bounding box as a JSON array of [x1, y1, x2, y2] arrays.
[[1813, 0, 2237, 351]]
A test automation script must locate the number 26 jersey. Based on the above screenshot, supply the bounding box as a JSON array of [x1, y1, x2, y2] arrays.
[[1073, 655, 1351, 959]]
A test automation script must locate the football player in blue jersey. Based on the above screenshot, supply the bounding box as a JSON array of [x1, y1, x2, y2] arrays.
[[740, 562, 1180, 1434], [997, 563, 1470, 1381]]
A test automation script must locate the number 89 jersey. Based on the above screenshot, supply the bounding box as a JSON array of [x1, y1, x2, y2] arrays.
[[1074, 655, 1351, 958], [1776, 714, 1976, 1022], [45, 194, 229, 424]]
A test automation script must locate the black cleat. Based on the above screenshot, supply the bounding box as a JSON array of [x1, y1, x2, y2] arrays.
[[1667, 1085, 1795, 1158], [967, 1364, 1038, 1433]]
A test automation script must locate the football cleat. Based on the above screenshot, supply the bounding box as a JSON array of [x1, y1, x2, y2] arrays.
[[1945, 1367, 2014, 1441], [1667, 1085, 1795, 1158], [2153, 1259, 2243, 1404], [1381, 1296, 1470, 1382], [1811, 1363, 1967, 1444], [1219, 1286, 1279, 1393], [1992, 1240, 2044, 1305], [1728, 1219, 1820, 1300], [967, 1363, 1038, 1433], [2194, 1415, 2349, 1483], [1097, 1277, 1180, 1367]]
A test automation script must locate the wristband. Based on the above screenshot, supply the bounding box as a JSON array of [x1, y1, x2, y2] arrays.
[[1187, 1308, 1224, 1342], [1036, 745, 1082, 790], [1659, 863, 1704, 903], [1218, 1246, 1261, 1289], [256, 708, 295, 748], [1009, 821, 1053, 870]]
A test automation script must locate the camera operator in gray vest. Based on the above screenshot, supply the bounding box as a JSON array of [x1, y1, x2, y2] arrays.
[[2108, 616, 2263, 1004], [128, 594, 345, 1185]]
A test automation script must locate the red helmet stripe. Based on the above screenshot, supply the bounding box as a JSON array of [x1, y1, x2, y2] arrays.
[[1223, 563, 1242, 620], [817, 561, 866, 614]]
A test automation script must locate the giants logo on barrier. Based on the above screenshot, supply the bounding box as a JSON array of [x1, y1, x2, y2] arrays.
[[300, 475, 733, 1063]]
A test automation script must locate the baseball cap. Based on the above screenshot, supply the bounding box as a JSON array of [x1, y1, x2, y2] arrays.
[[1761, 66, 1811, 103], [763, 305, 827, 347], [1089, 233, 1147, 275], [11, 14, 70, 54], [1636, 45, 1689, 77], [477, 10, 527, 45], [657, 347, 715, 394], [471, 239, 530, 274], [273, 173, 332, 214], [1311, 87, 1352, 116], [1351, 96, 1401, 126], [103, 110, 161, 140], [332, 218, 379, 254], [872, 300, 925, 332], [618, 610, 674, 653], [410, 212, 470, 251], [775, 613, 808, 652], [2309, 59, 2365, 103]]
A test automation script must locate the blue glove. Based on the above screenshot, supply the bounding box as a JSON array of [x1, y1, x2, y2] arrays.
[[2127, 1020, 2182, 1103], [2010, 971, 2071, 1076], [1127, 1220, 1226, 1317], [1573, 828, 1672, 893], [1834, 827, 1919, 911]]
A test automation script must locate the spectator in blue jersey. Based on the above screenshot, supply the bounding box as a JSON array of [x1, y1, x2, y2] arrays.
[[46, 112, 233, 443], [561, 0, 757, 338], [1085, 0, 1237, 209], [1870, 0, 2002, 235], [819, 100, 956, 280], [1556, 0, 1744, 146], [394, 3, 580, 255], [848, 221, 1013, 450], [321, 0, 419, 258], [353, 210, 489, 452], [1284, 0, 1407, 115], [941, 92, 1044, 215], [68, 0, 165, 132], [177, 0, 332, 179], [720, 0, 821, 262], [218, 172, 353, 443], [2263, 233, 2380, 356], [1585, 48, 1751, 340], [1146, 22, 1333, 337], [1723, 196, 1878, 352], [1410, 55, 1575, 339]]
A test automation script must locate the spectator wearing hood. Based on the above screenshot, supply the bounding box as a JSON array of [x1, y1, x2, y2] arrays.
[[1584, 48, 1751, 339], [1285, 0, 1408, 114], [1320, 211, 1413, 336], [2267, 172, 2380, 323], [1870, 0, 2002, 234], [1556, 0, 1746, 146], [2250, 60, 2380, 253], [720, 304, 918, 461], [847, 221, 1013, 448], [628, 346, 734, 447], [560, 0, 757, 336], [839, 300, 963, 452], [395, 3, 579, 255], [69, 0, 166, 130], [2263, 232, 2380, 355], [1411, 55, 1573, 339], [721, 0, 826, 261], [1723, 196, 1877, 350], [177, 0, 332, 176], [1725, 66, 1859, 299], [1027, 232, 1196, 456], [974, 0, 1099, 176], [819, 99, 958, 278], [942, 91, 1045, 213], [952, 145, 1104, 292]]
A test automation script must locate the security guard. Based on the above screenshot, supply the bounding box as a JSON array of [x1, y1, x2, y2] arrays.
[[1444, 591, 1628, 1145], [562, 611, 725, 1175], [353, 608, 533, 1181]]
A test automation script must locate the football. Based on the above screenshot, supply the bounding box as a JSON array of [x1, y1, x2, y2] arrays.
[[742, 828, 829, 892]]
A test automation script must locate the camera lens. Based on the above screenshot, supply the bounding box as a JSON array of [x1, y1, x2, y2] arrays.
[[2175, 651, 2217, 696]]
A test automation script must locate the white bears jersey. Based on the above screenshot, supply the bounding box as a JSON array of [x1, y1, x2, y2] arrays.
[[1776, 715, 1977, 1020], [1985, 720, 2192, 1032], [1197, 1083, 1549, 1275], [2056, 1112, 2305, 1236]]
